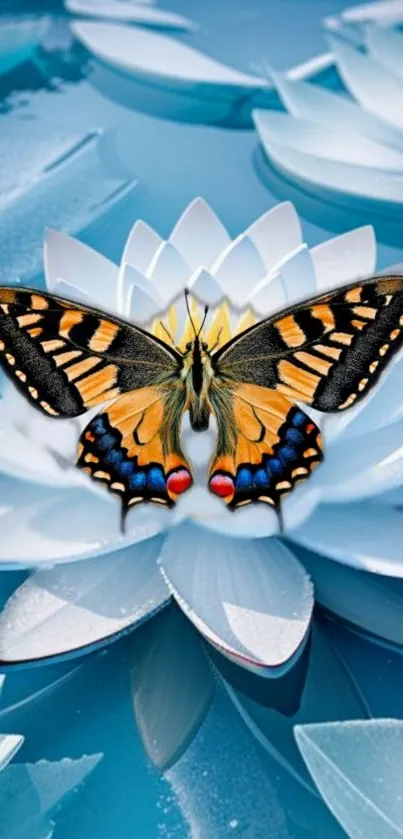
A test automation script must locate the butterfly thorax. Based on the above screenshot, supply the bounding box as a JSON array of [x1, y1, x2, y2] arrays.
[[181, 336, 215, 432]]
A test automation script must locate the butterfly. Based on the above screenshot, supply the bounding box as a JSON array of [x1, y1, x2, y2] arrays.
[[0, 274, 402, 532]]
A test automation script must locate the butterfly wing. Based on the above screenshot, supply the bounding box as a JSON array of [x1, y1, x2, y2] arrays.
[[208, 383, 322, 517], [77, 385, 193, 529], [0, 287, 180, 417], [213, 274, 403, 412]]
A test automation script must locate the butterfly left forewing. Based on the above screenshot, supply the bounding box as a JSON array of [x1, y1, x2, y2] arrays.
[[208, 382, 322, 513], [77, 385, 193, 530]]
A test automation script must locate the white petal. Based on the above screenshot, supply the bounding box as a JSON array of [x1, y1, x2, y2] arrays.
[[329, 35, 403, 132], [187, 268, 224, 305], [65, 0, 196, 31], [212, 234, 267, 305], [295, 543, 403, 645], [286, 52, 336, 82], [295, 719, 403, 839], [341, 0, 403, 25], [169, 197, 230, 272], [176, 484, 279, 538], [250, 271, 288, 316], [273, 70, 403, 153], [0, 16, 48, 78], [0, 476, 169, 568], [124, 267, 165, 322], [0, 754, 102, 837], [147, 241, 190, 301], [0, 675, 4, 698], [72, 22, 267, 98], [121, 219, 162, 275], [291, 502, 403, 577], [131, 607, 213, 770], [275, 244, 316, 304], [367, 24, 403, 82], [160, 523, 313, 672], [0, 734, 24, 771], [0, 536, 169, 664], [311, 226, 376, 292], [44, 228, 119, 312], [253, 110, 403, 205], [243, 202, 302, 274]]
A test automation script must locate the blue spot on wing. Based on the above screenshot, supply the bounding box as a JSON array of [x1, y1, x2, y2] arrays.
[[129, 471, 147, 491], [292, 410, 307, 428], [254, 468, 270, 489], [97, 433, 117, 452], [284, 428, 305, 446], [267, 457, 283, 476], [147, 466, 166, 492], [235, 467, 253, 491], [279, 445, 299, 465]]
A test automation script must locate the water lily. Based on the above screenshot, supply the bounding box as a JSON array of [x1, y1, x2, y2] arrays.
[[253, 25, 403, 208], [0, 197, 402, 692]]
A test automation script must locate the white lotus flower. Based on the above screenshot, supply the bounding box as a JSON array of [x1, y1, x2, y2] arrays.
[[253, 25, 403, 207], [0, 198, 402, 684]]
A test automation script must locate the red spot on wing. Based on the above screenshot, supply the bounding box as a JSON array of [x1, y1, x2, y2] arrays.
[[209, 473, 235, 498], [167, 469, 193, 495], [306, 423, 315, 433]]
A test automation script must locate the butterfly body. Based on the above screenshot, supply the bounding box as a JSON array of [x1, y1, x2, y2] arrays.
[[1, 273, 403, 532]]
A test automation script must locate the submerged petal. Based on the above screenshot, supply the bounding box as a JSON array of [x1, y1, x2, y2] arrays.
[[0, 536, 169, 664], [130, 607, 214, 771], [295, 719, 403, 839], [160, 523, 313, 673]]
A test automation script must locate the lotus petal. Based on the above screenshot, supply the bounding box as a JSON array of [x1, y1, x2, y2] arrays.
[[160, 523, 313, 674], [250, 271, 288, 316], [0, 16, 48, 78], [65, 0, 196, 31], [125, 267, 165, 321], [72, 22, 268, 99], [290, 501, 403, 576], [272, 70, 403, 153], [0, 129, 136, 286], [311, 226, 376, 292], [212, 234, 266, 305], [329, 36, 403, 132], [0, 535, 169, 664], [0, 754, 102, 838], [0, 734, 24, 772], [169, 197, 230, 272], [0, 474, 168, 568], [243, 202, 302, 275], [147, 241, 190, 301], [295, 719, 403, 839], [294, 543, 403, 645], [121, 219, 162, 277], [341, 0, 403, 25], [130, 607, 214, 770], [45, 227, 118, 312], [275, 244, 316, 303], [253, 111, 403, 205], [187, 268, 224, 305], [0, 421, 83, 488], [367, 24, 403, 83]]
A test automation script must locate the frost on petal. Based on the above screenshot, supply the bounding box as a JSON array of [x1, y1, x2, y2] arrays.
[[71, 22, 268, 98], [253, 110, 403, 205], [0, 536, 169, 664], [0, 734, 24, 772], [294, 542, 403, 646], [243, 202, 302, 276], [160, 523, 313, 674], [329, 35, 403, 132], [366, 24, 403, 83], [290, 501, 403, 577], [212, 234, 267, 306], [311, 226, 376, 293], [130, 606, 214, 770], [0, 754, 102, 838], [0, 475, 169, 568], [0, 16, 48, 78], [44, 228, 119, 313], [169, 197, 231, 272], [65, 0, 196, 32], [295, 719, 403, 839]]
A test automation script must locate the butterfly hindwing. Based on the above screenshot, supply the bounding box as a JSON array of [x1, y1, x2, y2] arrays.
[[0, 287, 180, 417], [214, 274, 403, 412], [77, 386, 193, 528], [208, 383, 323, 511]]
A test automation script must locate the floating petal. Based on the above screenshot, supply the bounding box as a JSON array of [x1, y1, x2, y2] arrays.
[[311, 226, 376, 292], [0, 734, 24, 772], [169, 197, 230, 272], [0, 536, 169, 664], [290, 501, 403, 577], [130, 607, 214, 770], [295, 719, 403, 839], [160, 523, 313, 674], [0, 16, 48, 78], [66, 0, 196, 31], [72, 22, 268, 99], [329, 35, 403, 132]]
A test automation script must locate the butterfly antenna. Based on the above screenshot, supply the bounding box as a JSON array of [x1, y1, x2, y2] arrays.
[[159, 320, 183, 353], [197, 304, 209, 337], [184, 288, 198, 338]]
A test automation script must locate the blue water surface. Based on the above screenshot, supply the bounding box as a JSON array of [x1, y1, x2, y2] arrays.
[[0, 0, 403, 837]]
